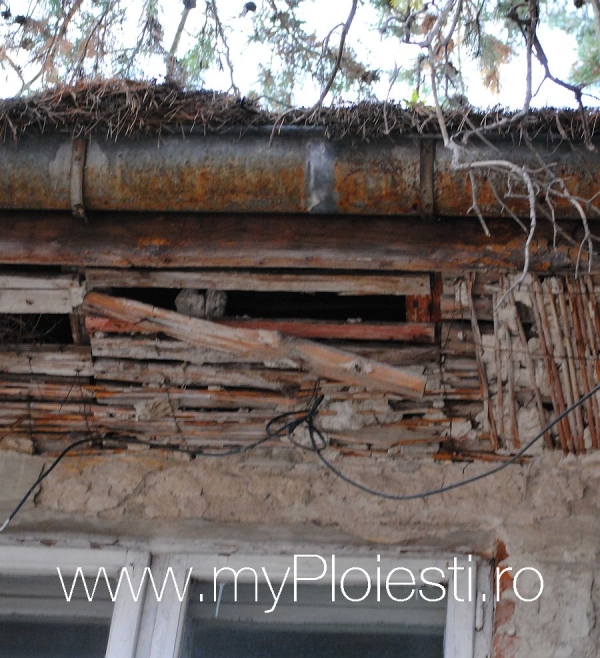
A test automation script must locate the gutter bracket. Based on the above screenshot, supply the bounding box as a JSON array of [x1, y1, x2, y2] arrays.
[[70, 137, 88, 221], [419, 139, 437, 221]]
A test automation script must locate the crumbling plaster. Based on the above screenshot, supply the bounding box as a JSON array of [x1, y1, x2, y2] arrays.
[[2, 449, 599, 657]]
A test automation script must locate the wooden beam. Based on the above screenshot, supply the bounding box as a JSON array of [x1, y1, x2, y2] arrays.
[[89, 335, 440, 365], [84, 293, 426, 398], [85, 316, 435, 342], [214, 319, 435, 343], [0, 380, 300, 409], [0, 274, 84, 314], [0, 346, 93, 377], [0, 274, 81, 290], [89, 334, 298, 367], [0, 212, 584, 273], [92, 359, 309, 390], [86, 268, 431, 296]]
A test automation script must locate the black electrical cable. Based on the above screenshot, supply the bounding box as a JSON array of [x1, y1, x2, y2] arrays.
[[305, 382, 600, 501], [0, 437, 103, 532], [266, 394, 328, 451], [1, 382, 599, 531], [0, 387, 324, 533], [0, 428, 284, 534]]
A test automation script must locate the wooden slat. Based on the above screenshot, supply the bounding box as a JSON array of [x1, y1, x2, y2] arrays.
[[466, 275, 499, 451], [0, 274, 81, 290], [550, 279, 584, 448], [531, 278, 571, 454], [94, 387, 299, 409], [86, 269, 431, 296], [89, 335, 441, 368], [86, 316, 435, 343], [92, 359, 310, 390], [84, 293, 427, 398], [0, 380, 96, 402], [440, 295, 492, 321], [566, 277, 599, 450], [216, 319, 435, 343], [0, 346, 93, 377], [89, 335, 298, 367], [0, 274, 84, 313], [508, 286, 552, 449], [0, 290, 77, 314]]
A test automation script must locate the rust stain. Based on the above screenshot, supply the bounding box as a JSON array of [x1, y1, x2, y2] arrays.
[[494, 599, 516, 628], [493, 633, 518, 658], [137, 237, 171, 257], [495, 539, 509, 563], [97, 154, 307, 213], [137, 237, 170, 248], [334, 151, 421, 215], [435, 157, 600, 221]]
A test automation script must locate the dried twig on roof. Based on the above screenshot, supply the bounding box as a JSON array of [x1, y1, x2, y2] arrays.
[[1, 78, 599, 143]]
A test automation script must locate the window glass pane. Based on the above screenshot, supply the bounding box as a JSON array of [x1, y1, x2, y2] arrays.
[[180, 581, 446, 658], [0, 575, 114, 658]]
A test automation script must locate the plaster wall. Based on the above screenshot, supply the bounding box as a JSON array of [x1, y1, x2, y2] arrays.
[[2, 449, 599, 658]]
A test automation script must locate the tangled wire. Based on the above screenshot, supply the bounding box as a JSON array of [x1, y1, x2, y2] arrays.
[[1, 380, 600, 533]]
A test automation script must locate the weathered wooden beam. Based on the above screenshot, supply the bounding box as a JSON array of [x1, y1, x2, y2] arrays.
[[0, 274, 81, 290], [216, 319, 435, 343], [89, 335, 440, 367], [0, 212, 585, 273], [0, 380, 96, 401], [92, 359, 310, 390], [0, 379, 300, 409], [86, 316, 434, 343], [89, 334, 297, 367], [0, 346, 93, 377], [84, 293, 426, 398], [86, 268, 431, 296], [0, 274, 84, 314]]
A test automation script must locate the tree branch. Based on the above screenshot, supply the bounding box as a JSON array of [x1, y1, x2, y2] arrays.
[[304, 0, 358, 118]]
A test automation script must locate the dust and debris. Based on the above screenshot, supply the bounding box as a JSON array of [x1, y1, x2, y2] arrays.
[[134, 398, 179, 422], [2, 79, 599, 143]]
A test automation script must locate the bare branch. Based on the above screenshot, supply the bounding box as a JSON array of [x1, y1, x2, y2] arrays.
[[383, 62, 399, 135], [487, 176, 528, 233], [304, 0, 358, 118], [208, 0, 239, 95], [166, 5, 193, 81], [68, 1, 114, 84], [19, 0, 85, 96], [467, 170, 491, 236]]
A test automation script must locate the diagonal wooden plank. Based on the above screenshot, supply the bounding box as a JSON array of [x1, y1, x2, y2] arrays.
[[84, 292, 426, 398]]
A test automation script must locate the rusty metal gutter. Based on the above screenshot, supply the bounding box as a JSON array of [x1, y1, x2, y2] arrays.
[[0, 129, 598, 218]]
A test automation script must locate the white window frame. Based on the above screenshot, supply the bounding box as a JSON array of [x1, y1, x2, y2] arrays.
[[140, 550, 493, 658], [0, 544, 493, 658], [0, 544, 150, 658]]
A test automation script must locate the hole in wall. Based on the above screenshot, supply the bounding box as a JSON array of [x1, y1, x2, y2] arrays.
[[224, 292, 407, 322]]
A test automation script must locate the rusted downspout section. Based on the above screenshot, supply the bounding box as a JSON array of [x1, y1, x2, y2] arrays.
[[0, 130, 598, 218]]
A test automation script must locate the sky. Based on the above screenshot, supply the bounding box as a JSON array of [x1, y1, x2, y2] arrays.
[[168, 1, 583, 109], [0, 0, 587, 109]]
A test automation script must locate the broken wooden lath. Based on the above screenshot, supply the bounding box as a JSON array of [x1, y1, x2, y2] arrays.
[[1, 266, 598, 460], [459, 274, 600, 455]]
